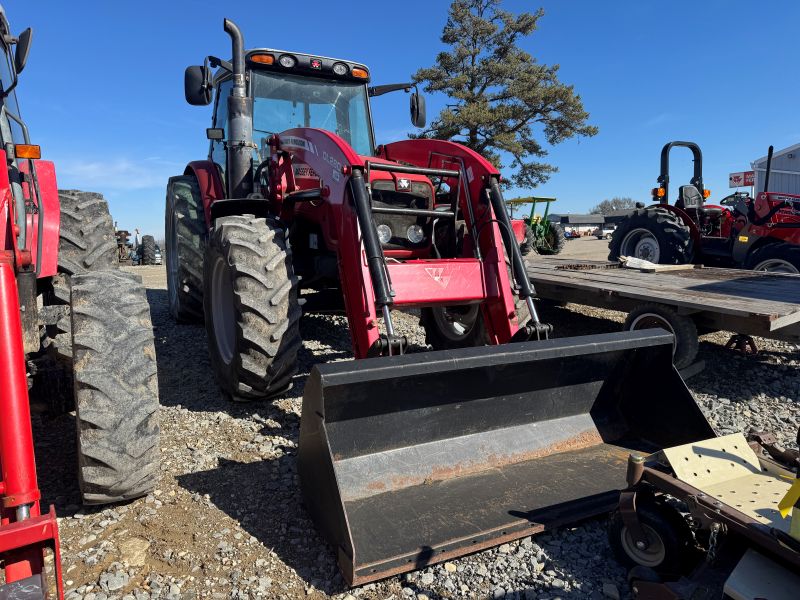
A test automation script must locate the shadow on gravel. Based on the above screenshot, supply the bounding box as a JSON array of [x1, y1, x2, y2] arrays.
[[177, 456, 348, 596], [31, 412, 82, 512]]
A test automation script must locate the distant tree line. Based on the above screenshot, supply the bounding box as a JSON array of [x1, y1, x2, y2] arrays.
[[590, 197, 636, 215]]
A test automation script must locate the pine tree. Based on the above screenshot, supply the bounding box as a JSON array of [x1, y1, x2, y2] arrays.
[[414, 0, 598, 187]]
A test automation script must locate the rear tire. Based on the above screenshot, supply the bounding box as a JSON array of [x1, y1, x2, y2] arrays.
[[520, 225, 536, 256], [538, 222, 566, 255], [71, 270, 160, 504], [745, 242, 800, 274], [624, 303, 699, 369], [204, 215, 302, 400], [57, 190, 118, 275], [165, 175, 206, 322], [609, 208, 694, 264], [141, 235, 156, 265]]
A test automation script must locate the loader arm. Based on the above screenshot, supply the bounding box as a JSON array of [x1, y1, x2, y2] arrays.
[[272, 130, 531, 357]]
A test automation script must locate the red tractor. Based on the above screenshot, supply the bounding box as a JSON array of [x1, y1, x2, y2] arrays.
[[0, 8, 159, 597], [169, 19, 715, 585], [609, 141, 800, 272]]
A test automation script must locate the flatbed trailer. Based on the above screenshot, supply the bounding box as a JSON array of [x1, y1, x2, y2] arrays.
[[527, 257, 800, 372]]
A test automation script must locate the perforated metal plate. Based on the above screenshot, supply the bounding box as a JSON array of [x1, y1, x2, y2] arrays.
[[663, 433, 793, 532]]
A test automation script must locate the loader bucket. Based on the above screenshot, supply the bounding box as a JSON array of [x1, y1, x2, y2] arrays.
[[298, 330, 714, 585]]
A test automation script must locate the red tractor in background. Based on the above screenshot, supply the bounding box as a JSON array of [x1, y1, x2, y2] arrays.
[[167, 19, 710, 585], [609, 141, 800, 272], [0, 7, 159, 597]]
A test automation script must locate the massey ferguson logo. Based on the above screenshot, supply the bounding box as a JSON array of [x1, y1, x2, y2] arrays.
[[425, 267, 451, 288], [397, 178, 411, 191]]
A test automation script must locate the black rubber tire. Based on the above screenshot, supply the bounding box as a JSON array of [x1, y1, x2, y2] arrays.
[[624, 303, 699, 369], [165, 175, 206, 322], [609, 208, 693, 264], [420, 305, 490, 350], [745, 242, 800, 274], [204, 215, 302, 400], [141, 235, 156, 265], [520, 224, 536, 256], [57, 190, 119, 275], [608, 501, 694, 576], [537, 222, 566, 255], [70, 270, 160, 504]]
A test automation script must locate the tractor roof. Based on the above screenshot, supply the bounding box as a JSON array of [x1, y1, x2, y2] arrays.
[[214, 48, 371, 84]]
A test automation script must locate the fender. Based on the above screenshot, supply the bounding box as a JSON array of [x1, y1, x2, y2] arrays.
[[651, 202, 702, 251], [17, 158, 59, 278], [511, 219, 527, 244], [185, 160, 224, 229]]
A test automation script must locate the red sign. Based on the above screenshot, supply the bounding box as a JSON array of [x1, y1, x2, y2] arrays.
[[729, 171, 755, 188]]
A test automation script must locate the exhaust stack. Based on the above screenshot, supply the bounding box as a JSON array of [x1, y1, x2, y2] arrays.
[[223, 19, 253, 199]]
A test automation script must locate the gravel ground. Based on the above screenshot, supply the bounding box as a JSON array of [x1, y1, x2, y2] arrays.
[[29, 262, 798, 600]]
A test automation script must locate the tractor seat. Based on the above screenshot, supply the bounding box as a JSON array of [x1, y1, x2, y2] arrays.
[[676, 185, 703, 210]]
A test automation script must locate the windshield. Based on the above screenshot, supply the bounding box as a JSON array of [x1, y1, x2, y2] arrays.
[[251, 70, 373, 156]]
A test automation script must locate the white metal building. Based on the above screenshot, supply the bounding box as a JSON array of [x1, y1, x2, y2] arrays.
[[751, 143, 800, 194]]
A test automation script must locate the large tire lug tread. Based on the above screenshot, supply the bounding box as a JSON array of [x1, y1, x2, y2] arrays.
[[609, 208, 694, 264], [57, 190, 119, 275], [204, 215, 301, 401], [71, 270, 160, 504]]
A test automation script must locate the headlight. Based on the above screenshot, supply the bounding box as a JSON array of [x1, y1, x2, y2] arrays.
[[377, 224, 392, 244], [406, 224, 424, 244], [279, 54, 297, 68], [332, 62, 349, 76]]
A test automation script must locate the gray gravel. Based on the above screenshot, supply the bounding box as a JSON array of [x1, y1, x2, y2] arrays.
[[28, 265, 797, 599]]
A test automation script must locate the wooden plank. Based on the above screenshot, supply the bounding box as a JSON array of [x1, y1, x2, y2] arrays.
[[526, 266, 800, 330], [530, 264, 800, 310]]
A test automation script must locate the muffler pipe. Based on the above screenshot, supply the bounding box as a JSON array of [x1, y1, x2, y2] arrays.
[[223, 19, 253, 199]]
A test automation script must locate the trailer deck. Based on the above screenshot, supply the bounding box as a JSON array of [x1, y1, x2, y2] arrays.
[[527, 258, 800, 345]]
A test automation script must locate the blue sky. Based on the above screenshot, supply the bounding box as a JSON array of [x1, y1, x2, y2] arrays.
[[7, 1, 799, 236]]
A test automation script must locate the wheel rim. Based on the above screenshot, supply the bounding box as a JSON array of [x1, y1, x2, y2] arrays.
[[752, 258, 799, 274], [431, 305, 479, 341], [629, 313, 676, 358], [620, 524, 666, 567], [211, 255, 236, 365], [621, 228, 660, 262], [167, 206, 179, 309]]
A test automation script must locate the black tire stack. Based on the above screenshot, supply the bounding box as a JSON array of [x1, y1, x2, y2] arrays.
[[140, 234, 157, 265], [39, 190, 160, 505], [165, 176, 205, 322]]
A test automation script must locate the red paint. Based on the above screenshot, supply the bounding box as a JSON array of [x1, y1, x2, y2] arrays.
[[510, 219, 526, 243], [186, 160, 224, 229]]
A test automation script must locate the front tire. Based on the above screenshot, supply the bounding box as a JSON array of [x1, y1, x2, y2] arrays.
[[71, 270, 160, 504], [204, 215, 302, 401], [609, 208, 693, 264], [420, 305, 489, 350], [165, 175, 206, 322], [745, 242, 800, 274]]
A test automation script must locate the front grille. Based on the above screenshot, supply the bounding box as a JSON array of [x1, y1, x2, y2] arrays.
[[371, 181, 432, 250]]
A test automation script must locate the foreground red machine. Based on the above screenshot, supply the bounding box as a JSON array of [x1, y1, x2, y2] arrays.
[[0, 12, 63, 596], [610, 141, 800, 272], [1, 7, 159, 597], [170, 19, 712, 585]]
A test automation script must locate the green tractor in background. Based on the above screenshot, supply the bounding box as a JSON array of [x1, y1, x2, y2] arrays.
[[508, 196, 566, 256]]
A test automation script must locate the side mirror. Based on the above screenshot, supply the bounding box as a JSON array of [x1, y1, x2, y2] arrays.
[[185, 65, 212, 106], [410, 89, 426, 128], [14, 28, 32, 74]]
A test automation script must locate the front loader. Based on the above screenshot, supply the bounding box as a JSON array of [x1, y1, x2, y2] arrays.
[[170, 19, 713, 585]]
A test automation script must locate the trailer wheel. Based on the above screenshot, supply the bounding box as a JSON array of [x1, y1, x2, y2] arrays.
[[609, 208, 693, 264], [745, 242, 800, 274], [165, 175, 206, 322], [204, 215, 302, 401], [624, 304, 699, 369], [71, 270, 160, 504], [609, 502, 693, 574]]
